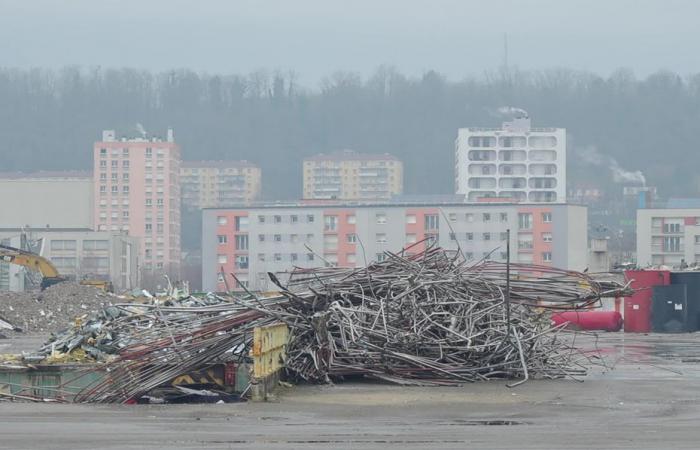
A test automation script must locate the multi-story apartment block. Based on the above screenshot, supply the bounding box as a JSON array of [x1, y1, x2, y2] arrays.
[[202, 202, 586, 292], [637, 201, 700, 267], [93, 129, 181, 284], [303, 150, 403, 200], [0, 229, 138, 292], [455, 115, 566, 203], [181, 161, 261, 209]]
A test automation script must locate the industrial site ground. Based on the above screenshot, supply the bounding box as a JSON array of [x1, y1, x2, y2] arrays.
[[0, 333, 699, 449]]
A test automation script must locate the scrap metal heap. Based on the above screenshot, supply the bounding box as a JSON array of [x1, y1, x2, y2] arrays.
[[255, 248, 629, 386], [14, 247, 631, 403]]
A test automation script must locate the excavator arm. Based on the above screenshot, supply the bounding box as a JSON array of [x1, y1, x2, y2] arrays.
[[0, 244, 66, 289]]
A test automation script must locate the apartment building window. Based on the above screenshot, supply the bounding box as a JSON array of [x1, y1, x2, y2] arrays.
[[100, 148, 107, 156], [111, 172, 118, 182], [274, 215, 282, 223], [111, 160, 118, 168], [146, 224, 153, 232], [542, 232, 553, 243], [695, 235, 700, 245], [217, 235, 227, 244], [274, 234, 282, 242], [100, 186, 106, 194], [406, 233, 417, 244], [122, 211, 129, 218], [100, 173, 107, 181], [156, 224, 164, 233], [83, 240, 109, 250], [448, 213, 457, 222], [50, 240, 77, 251], [217, 254, 228, 264], [376, 213, 387, 224], [500, 252, 508, 260], [518, 213, 533, 230], [307, 253, 315, 261], [542, 252, 552, 262], [123, 160, 130, 169], [291, 234, 299, 243], [258, 234, 265, 242], [465, 213, 474, 223], [500, 213, 508, 222], [347, 233, 357, 243], [500, 232, 508, 241], [258, 253, 265, 262], [465, 252, 473, 260], [542, 212, 552, 223], [449, 232, 456, 241], [518, 235, 534, 249], [111, 186, 118, 194], [235, 216, 249, 232], [123, 173, 129, 181], [235, 255, 249, 269], [483, 213, 491, 222], [664, 236, 681, 252], [258, 215, 265, 224], [291, 215, 298, 223], [347, 254, 357, 264], [100, 160, 107, 169], [146, 199, 152, 207], [376, 253, 387, 262], [306, 233, 314, 241], [122, 186, 129, 194], [291, 253, 298, 262], [235, 235, 249, 250], [406, 214, 417, 224], [111, 212, 119, 219], [324, 215, 338, 231], [466, 232, 473, 241], [376, 233, 387, 244], [122, 148, 129, 157], [307, 214, 315, 223], [217, 216, 227, 226], [664, 222, 681, 233], [347, 215, 356, 224], [483, 232, 491, 241], [424, 214, 439, 230]]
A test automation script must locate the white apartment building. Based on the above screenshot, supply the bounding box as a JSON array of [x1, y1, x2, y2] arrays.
[[202, 202, 587, 292], [455, 115, 566, 203], [637, 202, 700, 267]]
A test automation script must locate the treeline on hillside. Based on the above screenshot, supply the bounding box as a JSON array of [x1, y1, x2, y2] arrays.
[[1, 66, 699, 199]]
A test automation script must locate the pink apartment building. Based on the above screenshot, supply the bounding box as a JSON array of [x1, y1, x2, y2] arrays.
[[93, 129, 181, 286], [202, 201, 588, 292]]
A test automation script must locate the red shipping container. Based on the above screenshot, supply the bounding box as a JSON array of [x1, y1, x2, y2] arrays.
[[552, 311, 623, 332], [623, 270, 670, 333]]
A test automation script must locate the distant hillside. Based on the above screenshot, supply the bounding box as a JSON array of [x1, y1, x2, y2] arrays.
[[0, 66, 697, 199]]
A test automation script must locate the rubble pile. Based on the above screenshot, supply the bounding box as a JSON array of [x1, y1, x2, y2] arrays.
[[0, 283, 112, 334]]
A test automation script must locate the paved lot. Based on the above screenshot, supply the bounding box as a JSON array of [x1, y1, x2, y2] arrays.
[[2, 333, 700, 449]]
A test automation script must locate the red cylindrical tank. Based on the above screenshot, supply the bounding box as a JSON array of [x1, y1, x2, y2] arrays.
[[552, 311, 623, 332], [623, 270, 670, 333]]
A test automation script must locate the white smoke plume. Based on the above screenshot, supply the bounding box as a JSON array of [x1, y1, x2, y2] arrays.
[[577, 145, 646, 185], [136, 123, 147, 138]]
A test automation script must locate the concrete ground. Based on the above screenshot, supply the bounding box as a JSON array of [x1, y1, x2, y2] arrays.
[[2, 333, 700, 449]]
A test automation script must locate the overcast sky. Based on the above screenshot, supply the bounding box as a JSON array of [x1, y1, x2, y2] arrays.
[[1, 0, 698, 85]]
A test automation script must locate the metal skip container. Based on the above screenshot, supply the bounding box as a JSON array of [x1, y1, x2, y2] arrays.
[[623, 270, 670, 333]]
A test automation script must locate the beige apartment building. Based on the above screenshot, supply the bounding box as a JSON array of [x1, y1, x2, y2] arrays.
[[181, 161, 261, 209], [303, 150, 403, 201]]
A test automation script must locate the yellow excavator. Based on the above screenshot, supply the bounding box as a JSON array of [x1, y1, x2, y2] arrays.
[[0, 244, 113, 292]]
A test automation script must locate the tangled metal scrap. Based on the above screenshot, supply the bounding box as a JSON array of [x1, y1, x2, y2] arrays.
[[63, 247, 630, 403]]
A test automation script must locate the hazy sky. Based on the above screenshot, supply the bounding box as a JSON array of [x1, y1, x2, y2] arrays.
[[1, 0, 698, 85]]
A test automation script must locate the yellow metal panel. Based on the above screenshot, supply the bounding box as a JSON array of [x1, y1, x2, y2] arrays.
[[251, 322, 288, 378]]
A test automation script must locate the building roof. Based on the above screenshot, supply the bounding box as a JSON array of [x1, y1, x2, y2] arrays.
[[204, 200, 575, 211], [181, 160, 259, 169], [0, 170, 92, 180], [666, 198, 700, 209], [304, 150, 400, 162]]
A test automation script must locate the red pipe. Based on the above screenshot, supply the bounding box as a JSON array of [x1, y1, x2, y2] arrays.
[[551, 311, 623, 332]]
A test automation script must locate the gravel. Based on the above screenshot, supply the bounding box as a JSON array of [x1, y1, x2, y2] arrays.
[[0, 283, 114, 335]]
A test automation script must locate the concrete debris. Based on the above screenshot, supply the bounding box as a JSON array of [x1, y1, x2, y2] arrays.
[[0, 283, 113, 334]]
